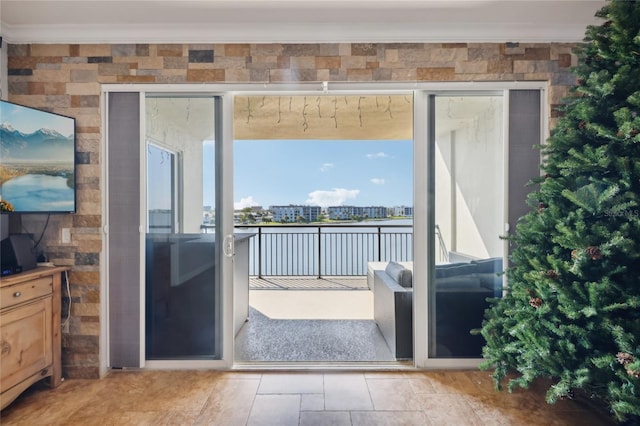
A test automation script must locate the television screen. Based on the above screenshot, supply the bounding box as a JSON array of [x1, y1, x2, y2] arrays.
[[0, 100, 76, 214]]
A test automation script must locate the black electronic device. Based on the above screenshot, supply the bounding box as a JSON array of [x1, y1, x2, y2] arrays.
[[0, 234, 37, 276]]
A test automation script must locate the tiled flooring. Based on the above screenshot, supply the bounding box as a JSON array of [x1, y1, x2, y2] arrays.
[[0, 369, 614, 425]]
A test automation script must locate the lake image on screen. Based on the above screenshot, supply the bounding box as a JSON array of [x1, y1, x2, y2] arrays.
[[1, 173, 74, 212], [1, 100, 76, 212]]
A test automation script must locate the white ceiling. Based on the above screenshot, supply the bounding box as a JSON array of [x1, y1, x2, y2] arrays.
[[0, 0, 606, 44]]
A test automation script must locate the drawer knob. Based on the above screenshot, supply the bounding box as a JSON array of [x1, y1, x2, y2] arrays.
[[13, 291, 22, 298]]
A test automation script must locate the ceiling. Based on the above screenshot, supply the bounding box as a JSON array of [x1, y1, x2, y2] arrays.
[[0, 0, 606, 44]]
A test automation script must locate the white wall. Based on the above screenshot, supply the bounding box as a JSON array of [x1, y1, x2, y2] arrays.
[[435, 96, 504, 260]]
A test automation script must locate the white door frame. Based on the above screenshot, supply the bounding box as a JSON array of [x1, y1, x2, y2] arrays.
[[101, 81, 547, 371]]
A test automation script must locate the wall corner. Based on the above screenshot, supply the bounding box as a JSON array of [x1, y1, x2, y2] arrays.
[[0, 37, 7, 100]]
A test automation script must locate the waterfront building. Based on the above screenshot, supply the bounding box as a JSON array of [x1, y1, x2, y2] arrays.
[[271, 205, 321, 222], [391, 206, 414, 217], [327, 206, 388, 220]]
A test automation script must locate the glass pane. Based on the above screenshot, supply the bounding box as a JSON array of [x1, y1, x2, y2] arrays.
[[147, 144, 176, 233], [432, 95, 504, 358], [144, 97, 220, 359]]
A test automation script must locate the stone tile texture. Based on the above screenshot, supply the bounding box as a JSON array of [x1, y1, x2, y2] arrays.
[[7, 41, 578, 379]]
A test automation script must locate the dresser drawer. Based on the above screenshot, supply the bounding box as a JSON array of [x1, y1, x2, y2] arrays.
[[0, 277, 53, 310]]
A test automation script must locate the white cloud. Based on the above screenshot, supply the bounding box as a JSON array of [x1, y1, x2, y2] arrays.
[[235, 196, 258, 210], [366, 152, 389, 159], [320, 162, 334, 172], [370, 178, 385, 185], [306, 188, 360, 208]]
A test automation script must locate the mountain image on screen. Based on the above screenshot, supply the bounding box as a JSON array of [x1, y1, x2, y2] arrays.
[[0, 101, 76, 213], [0, 124, 74, 162]]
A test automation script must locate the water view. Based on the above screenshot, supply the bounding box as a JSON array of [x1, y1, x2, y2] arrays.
[[1, 174, 74, 212]]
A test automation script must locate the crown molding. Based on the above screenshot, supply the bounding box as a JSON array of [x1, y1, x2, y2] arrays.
[[1, 21, 593, 45], [0, 0, 605, 45]]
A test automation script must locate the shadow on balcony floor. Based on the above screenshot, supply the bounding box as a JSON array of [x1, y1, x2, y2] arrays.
[[249, 276, 369, 290], [235, 307, 395, 362]]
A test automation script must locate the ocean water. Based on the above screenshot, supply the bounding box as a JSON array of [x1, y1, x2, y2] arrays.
[[0, 174, 74, 212]]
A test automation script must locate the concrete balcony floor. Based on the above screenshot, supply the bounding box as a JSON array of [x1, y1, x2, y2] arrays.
[[249, 276, 371, 320], [236, 276, 390, 362]]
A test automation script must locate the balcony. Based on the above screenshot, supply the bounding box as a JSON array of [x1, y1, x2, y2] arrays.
[[231, 222, 415, 363], [227, 223, 500, 362], [149, 222, 492, 362]]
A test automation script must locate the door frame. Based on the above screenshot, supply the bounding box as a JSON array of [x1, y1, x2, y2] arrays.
[[419, 90, 508, 368], [101, 81, 547, 371]]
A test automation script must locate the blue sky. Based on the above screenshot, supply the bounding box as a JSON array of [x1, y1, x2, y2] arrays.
[[231, 139, 413, 209], [1, 101, 74, 136]]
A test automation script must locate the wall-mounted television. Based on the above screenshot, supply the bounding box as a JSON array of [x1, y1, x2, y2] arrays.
[[0, 100, 76, 214]]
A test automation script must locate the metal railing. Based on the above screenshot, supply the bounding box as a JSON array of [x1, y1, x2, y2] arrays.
[[435, 224, 449, 263], [234, 224, 416, 278]]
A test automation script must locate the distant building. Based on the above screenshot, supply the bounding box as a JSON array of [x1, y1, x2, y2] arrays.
[[271, 205, 321, 222], [202, 205, 215, 225], [391, 206, 413, 217], [361, 206, 387, 219], [327, 206, 388, 220], [327, 206, 354, 220]]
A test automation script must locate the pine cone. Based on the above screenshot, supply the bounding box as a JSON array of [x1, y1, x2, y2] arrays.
[[578, 121, 587, 130], [586, 246, 602, 260], [545, 270, 559, 280], [631, 128, 639, 137], [529, 297, 543, 309], [626, 367, 640, 379], [538, 203, 546, 213], [617, 352, 634, 365], [571, 249, 580, 259]]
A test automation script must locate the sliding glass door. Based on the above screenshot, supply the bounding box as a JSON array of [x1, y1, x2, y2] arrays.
[[430, 94, 505, 358], [144, 96, 223, 359], [107, 84, 540, 369]]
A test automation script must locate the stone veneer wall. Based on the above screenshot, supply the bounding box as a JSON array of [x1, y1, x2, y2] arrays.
[[7, 42, 578, 379]]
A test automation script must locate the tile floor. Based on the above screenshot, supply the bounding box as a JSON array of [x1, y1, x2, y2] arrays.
[[0, 369, 615, 425]]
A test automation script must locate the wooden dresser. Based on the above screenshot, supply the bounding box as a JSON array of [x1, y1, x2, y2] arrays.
[[0, 266, 67, 410]]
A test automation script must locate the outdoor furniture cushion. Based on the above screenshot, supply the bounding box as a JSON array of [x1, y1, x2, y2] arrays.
[[384, 261, 413, 288]]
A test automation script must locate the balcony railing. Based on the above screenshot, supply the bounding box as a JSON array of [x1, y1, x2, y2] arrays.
[[230, 223, 449, 278]]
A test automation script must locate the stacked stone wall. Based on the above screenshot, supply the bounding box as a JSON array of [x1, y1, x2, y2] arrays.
[[7, 41, 578, 378]]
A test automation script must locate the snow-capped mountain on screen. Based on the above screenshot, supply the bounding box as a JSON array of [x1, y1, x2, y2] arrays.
[[0, 123, 74, 162]]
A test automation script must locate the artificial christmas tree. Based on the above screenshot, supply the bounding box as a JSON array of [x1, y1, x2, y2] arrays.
[[479, 0, 640, 422]]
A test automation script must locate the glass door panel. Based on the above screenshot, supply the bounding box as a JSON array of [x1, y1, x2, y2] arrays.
[[144, 96, 221, 359], [431, 95, 504, 358]]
